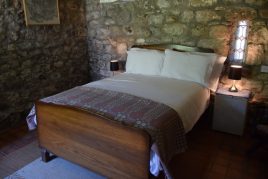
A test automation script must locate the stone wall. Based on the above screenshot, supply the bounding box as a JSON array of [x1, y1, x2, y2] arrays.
[[0, 0, 89, 131], [85, 0, 268, 102], [1, 0, 267, 132]]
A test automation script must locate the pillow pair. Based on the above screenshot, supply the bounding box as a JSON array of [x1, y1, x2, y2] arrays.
[[125, 48, 226, 92]]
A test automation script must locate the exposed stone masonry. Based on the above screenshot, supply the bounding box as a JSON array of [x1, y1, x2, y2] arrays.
[[1, 0, 268, 132], [85, 0, 268, 102], [0, 0, 89, 131]]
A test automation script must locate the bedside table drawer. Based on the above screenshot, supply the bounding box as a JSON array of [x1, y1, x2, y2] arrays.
[[212, 94, 248, 135]]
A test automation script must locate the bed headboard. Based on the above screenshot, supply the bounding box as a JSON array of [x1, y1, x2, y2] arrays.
[[132, 44, 214, 53]]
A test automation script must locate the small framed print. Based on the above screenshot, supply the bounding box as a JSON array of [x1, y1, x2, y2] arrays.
[[23, 0, 60, 26]]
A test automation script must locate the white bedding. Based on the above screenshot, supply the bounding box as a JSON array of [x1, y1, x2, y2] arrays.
[[85, 73, 210, 133]]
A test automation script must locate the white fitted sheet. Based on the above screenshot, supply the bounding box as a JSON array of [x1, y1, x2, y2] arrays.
[[85, 73, 210, 132]]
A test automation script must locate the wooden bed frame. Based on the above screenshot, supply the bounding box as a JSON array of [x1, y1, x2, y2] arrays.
[[36, 44, 214, 179]]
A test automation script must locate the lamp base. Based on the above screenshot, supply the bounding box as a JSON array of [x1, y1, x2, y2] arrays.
[[229, 82, 238, 92]]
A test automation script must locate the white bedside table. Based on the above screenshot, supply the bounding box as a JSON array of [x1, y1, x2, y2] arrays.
[[212, 88, 251, 135]]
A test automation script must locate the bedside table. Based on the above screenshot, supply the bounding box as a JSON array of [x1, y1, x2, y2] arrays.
[[212, 88, 251, 135]]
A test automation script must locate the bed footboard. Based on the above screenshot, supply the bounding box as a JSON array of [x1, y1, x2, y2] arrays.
[[36, 101, 150, 179]]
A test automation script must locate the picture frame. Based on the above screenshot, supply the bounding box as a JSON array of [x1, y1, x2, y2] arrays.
[[23, 0, 60, 26]]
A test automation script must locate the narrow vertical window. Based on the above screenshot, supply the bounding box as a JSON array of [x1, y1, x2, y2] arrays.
[[230, 20, 249, 63]]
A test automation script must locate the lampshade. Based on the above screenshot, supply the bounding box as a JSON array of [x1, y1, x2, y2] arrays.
[[110, 60, 119, 71], [228, 65, 242, 80]]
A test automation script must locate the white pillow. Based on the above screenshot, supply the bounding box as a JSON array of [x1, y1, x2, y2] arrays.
[[161, 49, 217, 87], [189, 52, 226, 91], [207, 56, 226, 92], [125, 48, 165, 76]]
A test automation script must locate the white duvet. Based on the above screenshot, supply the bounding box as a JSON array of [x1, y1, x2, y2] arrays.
[[85, 73, 210, 176], [85, 73, 210, 133]]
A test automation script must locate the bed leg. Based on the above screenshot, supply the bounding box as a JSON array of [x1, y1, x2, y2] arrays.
[[41, 148, 51, 162]]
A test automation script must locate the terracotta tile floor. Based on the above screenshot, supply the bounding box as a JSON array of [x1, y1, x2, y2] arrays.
[[1, 112, 268, 179], [167, 111, 268, 179]]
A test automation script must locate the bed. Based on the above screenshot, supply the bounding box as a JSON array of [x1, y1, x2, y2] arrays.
[[26, 44, 226, 179]]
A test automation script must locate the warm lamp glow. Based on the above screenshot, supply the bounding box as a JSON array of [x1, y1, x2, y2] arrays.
[[229, 80, 238, 92], [229, 20, 249, 64], [233, 21, 248, 61], [246, 45, 262, 65], [116, 43, 128, 54], [228, 65, 242, 92]]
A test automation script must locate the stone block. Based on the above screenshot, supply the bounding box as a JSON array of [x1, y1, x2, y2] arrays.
[[136, 38, 145, 44], [196, 10, 221, 23], [156, 0, 170, 8], [225, 7, 257, 21], [215, 6, 226, 11], [241, 78, 263, 93], [259, 9, 268, 19], [198, 39, 222, 50], [246, 44, 265, 65], [104, 18, 115, 25], [192, 25, 207, 37], [181, 11, 194, 23], [198, 38, 228, 55], [209, 25, 230, 40], [257, 73, 268, 81], [175, 36, 196, 47], [223, 0, 243, 3], [87, 11, 101, 20], [245, 0, 267, 6], [163, 23, 185, 36], [148, 14, 164, 26], [107, 7, 132, 25], [134, 27, 151, 37], [123, 26, 134, 35], [252, 21, 267, 26], [248, 27, 268, 45], [170, 9, 181, 16], [190, 0, 217, 7], [166, 15, 177, 23]]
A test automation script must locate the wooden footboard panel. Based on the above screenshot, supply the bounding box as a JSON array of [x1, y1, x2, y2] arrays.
[[36, 101, 150, 179]]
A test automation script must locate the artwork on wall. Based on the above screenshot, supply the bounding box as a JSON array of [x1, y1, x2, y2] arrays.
[[23, 0, 60, 26]]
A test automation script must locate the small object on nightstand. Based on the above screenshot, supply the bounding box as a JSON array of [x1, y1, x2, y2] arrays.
[[212, 88, 250, 135]]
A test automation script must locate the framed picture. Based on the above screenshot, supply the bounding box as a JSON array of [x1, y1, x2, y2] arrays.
[[23, 0, 60, 26]]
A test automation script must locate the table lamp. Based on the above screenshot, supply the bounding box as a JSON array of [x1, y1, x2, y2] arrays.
[[110, 60, 119, 76], [228, 65, 242, 92]]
